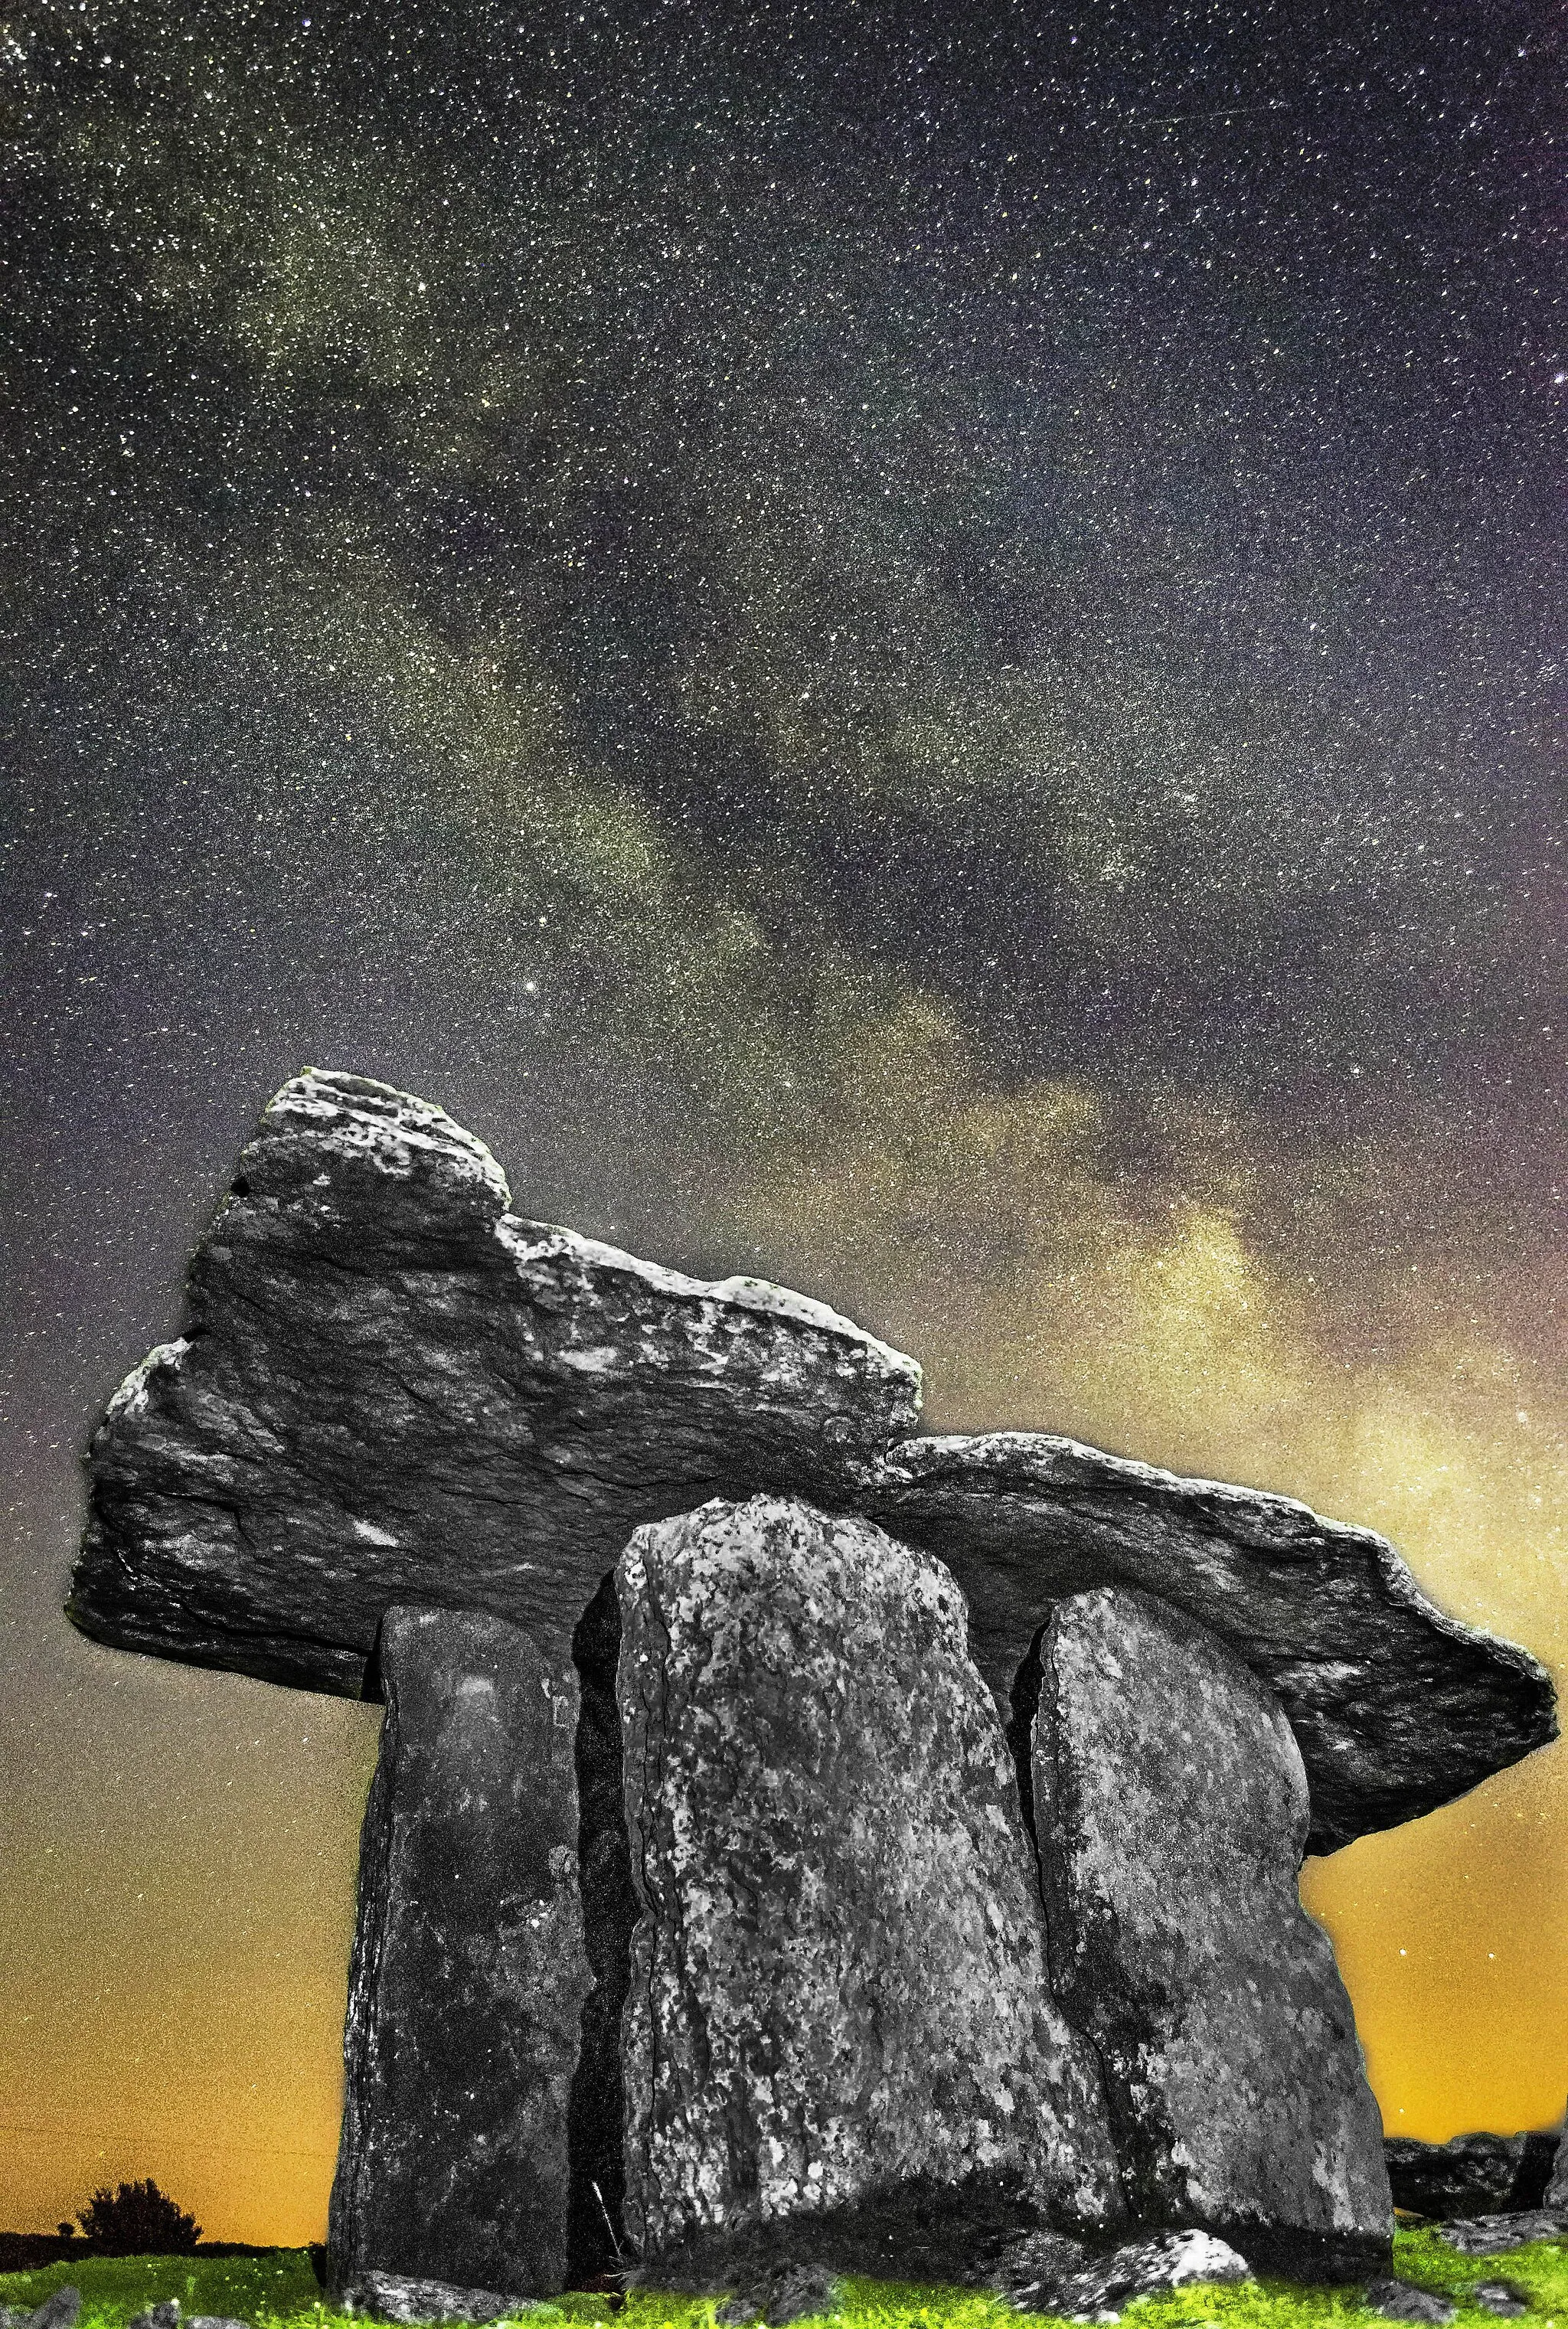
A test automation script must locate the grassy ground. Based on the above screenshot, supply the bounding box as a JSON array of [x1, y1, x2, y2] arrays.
[[2, 2231, 1565, 2329]]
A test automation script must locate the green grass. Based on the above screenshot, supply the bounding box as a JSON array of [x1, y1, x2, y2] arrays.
[[2, 2232, 1566, 2329]]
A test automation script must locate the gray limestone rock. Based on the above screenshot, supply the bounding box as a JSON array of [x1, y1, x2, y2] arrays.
[[128, 2305, 180, 2329], [1029, 1586, 1392, 2281], [26, 2296, 80, 2329], [67, 1068, 1550, 1866], [612, 1495, 1124, 2280], [1473, 2284, 1530, 2317], [978, 2226, 1095, 2310], [1385, 2135, 1555, 2223], [1435, 2213, 1568, 2256], [334, 2271, 559, 2323], [869, 1432, 1555, 1853], [1364, 2279, 1456, 2323], [327, 1605, 590, 2299], [185, 2318, 250, 2329], [69, 1071, 921, 1698], [1046, 2230, 1253, 2321], [714, 2265, 845, 2326]]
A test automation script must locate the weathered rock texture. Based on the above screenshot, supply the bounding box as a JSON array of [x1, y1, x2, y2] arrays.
[[614, 1496, 1124, 2283], [334, 2272, 556, 2324], [1046, 2230, 1253, 2322], [978, 2224, 1253, 2319], [714, 2264, 846, 2326], [1549, 2118, 1568, 2208], [1435, 2211, 1568, 2256], [871, 1433, 1555, 1853], [70, 1072, 1553, 1859], [327, 1605, 590, 2299], [70, 1071, 922, 1699], [1385, 2133, 1559, 2221], [1028, 1586, 1392, 2280]]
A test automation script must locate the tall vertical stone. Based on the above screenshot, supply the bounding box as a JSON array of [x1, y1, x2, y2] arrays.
[[1027, 1586, 1392, 2280], [613, 1495, 1124, 2287], [328, 1605, 592, 2300]]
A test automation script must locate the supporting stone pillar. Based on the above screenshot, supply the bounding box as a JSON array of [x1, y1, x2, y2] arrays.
[[1025, 1585, 1393, 2280], [328, 1605, 592, 2301], [612, 1494, 1125, 2289]]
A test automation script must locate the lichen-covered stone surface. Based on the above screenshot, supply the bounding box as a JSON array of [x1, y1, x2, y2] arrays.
[[69, 1070, 921, 1697], [1041, 2229, 1253, 2322], [871, 1432, 1555, 1852], [327, 1605, 590, 2298], [614, 1495, 1124, 2283], [1029, 1586, 1393, 2281]]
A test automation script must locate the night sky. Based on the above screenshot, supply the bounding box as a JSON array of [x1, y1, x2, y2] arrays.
[[3, 0, 1565, 2244]]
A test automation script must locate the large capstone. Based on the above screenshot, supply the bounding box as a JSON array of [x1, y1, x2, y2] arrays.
[[612, 1494, 1125, 2285], [69, 1071, 921, 1697], [327, 1604, 591, 2298], [1027, 1585, 1392, 2281], [871, 1433, 1555, 1853]]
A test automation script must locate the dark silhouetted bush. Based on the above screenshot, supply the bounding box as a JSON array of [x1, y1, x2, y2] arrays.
[[77, 2178, 201, 2255]]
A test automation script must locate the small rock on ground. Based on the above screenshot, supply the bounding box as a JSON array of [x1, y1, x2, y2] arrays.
[[1364, 2278, 1455, 2323], [714, 2265, 845, 2326], [1436, 2213, 1568, 2257], [28, 2291, 82, 2329], [1472, 2284, 1530, 2317], [981, 2229, 1093, 2311], [336, 2270, 558, 2324], [129, 2303, 181, 2329], [1017, 2230, 1252, 2321]]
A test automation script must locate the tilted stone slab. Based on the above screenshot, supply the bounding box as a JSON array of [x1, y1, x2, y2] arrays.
[[869, 1434, 1555, 1854], [68, 1070, 921, 1697], [1028, 1586, 1392, 2281], [612, 1495, 1124, 2283], [327, 1604, 590, 2298]]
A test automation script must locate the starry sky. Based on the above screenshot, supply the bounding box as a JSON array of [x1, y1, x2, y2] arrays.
[[2, 0, 1566, 2246]]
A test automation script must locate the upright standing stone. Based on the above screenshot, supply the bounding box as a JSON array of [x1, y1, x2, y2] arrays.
[[612, 1495, 1124, 2287], [328, 1605, 591, 2301], [1027, 1586, 1392, 2280]]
